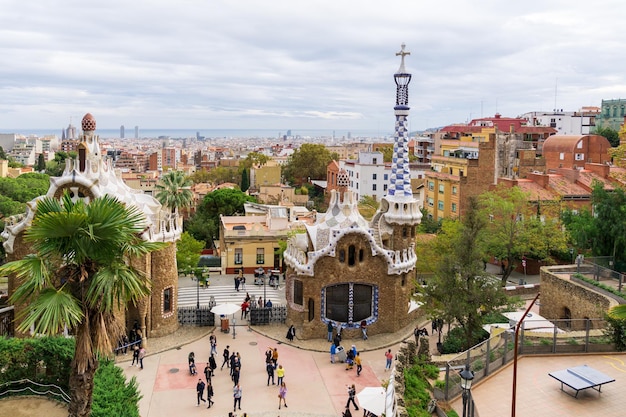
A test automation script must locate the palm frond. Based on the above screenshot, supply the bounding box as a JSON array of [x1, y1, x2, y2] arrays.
[[86, 265, 151, 312], [15, 287, 83, 335], [0, 256, 50, 304]]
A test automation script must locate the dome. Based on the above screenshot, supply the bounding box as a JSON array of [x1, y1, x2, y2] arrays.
[[81, 113, 96, 132]]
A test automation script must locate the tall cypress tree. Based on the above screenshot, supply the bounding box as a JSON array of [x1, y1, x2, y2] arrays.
[[240, 167, 250, 192]]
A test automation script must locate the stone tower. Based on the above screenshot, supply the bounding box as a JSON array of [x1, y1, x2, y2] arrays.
[[283, 46, 422, 340], [2, 113, 182, 339]]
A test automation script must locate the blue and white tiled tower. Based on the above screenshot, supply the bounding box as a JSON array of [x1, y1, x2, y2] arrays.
[[376, 44, 422, 227]]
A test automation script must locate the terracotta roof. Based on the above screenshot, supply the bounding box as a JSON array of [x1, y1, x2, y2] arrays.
[[542, 135, 584, 153], [545, 174, 590, 197], [516, 126, 557, 134], [515, 179, 559, 201], [576, 170, 614, 191]]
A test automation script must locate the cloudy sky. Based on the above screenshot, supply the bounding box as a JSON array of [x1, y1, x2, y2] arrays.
[[2, 0, 626, 133]]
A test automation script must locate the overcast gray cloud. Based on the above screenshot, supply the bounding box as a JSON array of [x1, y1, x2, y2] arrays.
[[1, 0, 625, 132]]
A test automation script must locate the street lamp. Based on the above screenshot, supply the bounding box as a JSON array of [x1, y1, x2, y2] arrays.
[[459, 365, 474, 417], [511, 292, 540, 417], [194, 268, 202, 309]]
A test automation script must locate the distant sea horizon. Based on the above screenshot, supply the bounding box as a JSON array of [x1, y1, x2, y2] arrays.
[[3, 128, 394, 140]]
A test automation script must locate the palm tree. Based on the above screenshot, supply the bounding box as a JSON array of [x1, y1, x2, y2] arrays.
[[154, 171, 193, 213], [0, 193, 165, 417], [608, 305, 626, 319]]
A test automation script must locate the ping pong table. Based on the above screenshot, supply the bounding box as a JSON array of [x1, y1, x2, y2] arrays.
[[549, 365, 615, 398]]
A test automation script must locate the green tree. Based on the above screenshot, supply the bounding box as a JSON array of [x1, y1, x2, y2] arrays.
[[0, 147, 6, 160], [587, 182, 626, 263], [185, 188, 255, 247], [420, 198, 507, 350], [176, 232, 204, 271], [241, 151, 270, 169], [154, 171, 193, 213], [593, 126, 620, 147], [0, 193, 165, 417], [479, 185, 567, 285], [358, 195, 379, 220], [188, 169, 211, 184], [282, 144, 334, 185], [207, 166, 240, 186], [240, 167, 250, 192], [36, 153, 46, 172], [418, 207, 442, 234]]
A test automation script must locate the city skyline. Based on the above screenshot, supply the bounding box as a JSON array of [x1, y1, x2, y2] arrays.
[[2, 1, 626, 131]]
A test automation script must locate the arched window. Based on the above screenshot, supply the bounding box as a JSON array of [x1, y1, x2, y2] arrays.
[[348, 245, 356, 266], [339, 250, 345, 263], [359, 248, 364, 262], [308, 298, 315, 322]]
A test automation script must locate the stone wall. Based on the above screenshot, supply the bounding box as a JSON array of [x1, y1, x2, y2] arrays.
[[539, 267, 617, 330], [148, 243, 179, 337]]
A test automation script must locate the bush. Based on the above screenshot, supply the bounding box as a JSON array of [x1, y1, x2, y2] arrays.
[[92, 361, 142, 417], [441, 327, 489, 354], [604, 314, 626, 351]]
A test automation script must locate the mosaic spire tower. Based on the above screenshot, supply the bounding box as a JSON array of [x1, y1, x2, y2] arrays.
[[376, 44, 422, 226], [389, 43, 413, 198]]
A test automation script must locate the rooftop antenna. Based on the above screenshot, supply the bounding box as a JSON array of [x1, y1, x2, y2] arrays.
[[554, 77, 558, 112]]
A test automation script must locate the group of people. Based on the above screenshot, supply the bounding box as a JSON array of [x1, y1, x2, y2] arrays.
[[263, 346, 288, 409]]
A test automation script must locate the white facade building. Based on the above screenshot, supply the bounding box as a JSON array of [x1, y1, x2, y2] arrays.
[[519, 110, 598, 135], [339, 151, 390, 201]]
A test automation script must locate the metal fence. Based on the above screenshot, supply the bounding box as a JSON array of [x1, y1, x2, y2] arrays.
[[439, 318, 613, 402], [177, 303, 287, 327], [177, 305, 216, 326], [249, 305, 287, 325]]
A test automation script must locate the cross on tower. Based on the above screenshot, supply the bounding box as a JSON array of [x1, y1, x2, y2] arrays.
[[396, 43, 410, 72]]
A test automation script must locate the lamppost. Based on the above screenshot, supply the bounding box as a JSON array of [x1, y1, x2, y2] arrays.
[[194, 268, 202, 309], [511, 292, 540, 417], [459, 364, 475, 417]]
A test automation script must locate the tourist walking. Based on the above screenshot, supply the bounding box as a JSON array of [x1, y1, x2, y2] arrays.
[[330, 343, 337, 363], [327, 321, 334, 342], [360, 320, 368, 340], [138, 346, 146, 370], [209, 353, 217, 376], [206, 381, 214, 408], [385, 349, 393, 370], [345, 384, 359, 411], [233, 383, 243, 411], [188, 352, 197, 375], [234, 276, 240, 292], [196, 378, 206, 406], [355, 352, 362, 376], [286, 325, 295, 341], [130, 345, 139, 367], [204, 363, 212, 384], [278, 381, 288, 409], [210, 334, 217, 355], [266, 361, 275, 385], [276, 364, 285, 385], [271, 347, 278, 367], [221, 345, 230, 370]]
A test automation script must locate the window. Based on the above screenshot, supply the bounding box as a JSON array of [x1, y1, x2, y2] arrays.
[[438, 201, 444, 210], [373, 158, 378, 164], [438, 184, 444, 194], [359, 248, 364, 262], [348, 245, 356, 266], [451, 202, 457, 213], [559, 152, 565, 160], [256, 248, 265, 264], [234, 248, 243, 265], [384, 174, 388, 181], [428, 181, 434, 191], [356, 183, 359, 189], [402, 227, 408, 238], [163, 287, 172, 313], [428, 198, 434, 207], [372, 184, 377, 191], [324, 283, 375, 323], [383, 184, 388, 191], [372, 173, 377, 180], [452, 186, 457, 195], [294, 280, 303, 305], [339, 249, 345, 263], [577, 141, 583, 149], [575, 153, 584, 161]]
